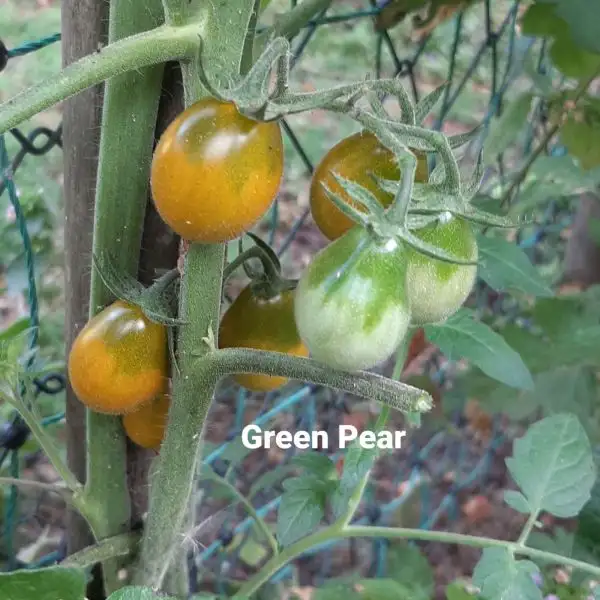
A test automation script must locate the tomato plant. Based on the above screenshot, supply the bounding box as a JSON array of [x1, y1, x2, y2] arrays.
[[68, 300, 168, 414], [310, 131, 429, 240], [405, 214, 477, 324], [122, 392, 170, 450], [219, 285, 308, 391], [151, 97, 284, 243], [294, 226, 411, 371]]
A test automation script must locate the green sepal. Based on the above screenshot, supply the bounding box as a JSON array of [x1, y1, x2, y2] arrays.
[[396, 227, 478, 266], [321, 182, 370, 228], [414, 82, 447, 124], [331, 172, 387, 217]]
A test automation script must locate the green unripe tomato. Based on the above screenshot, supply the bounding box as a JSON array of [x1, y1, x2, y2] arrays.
[[294, 226, 411, 371], [406, 214, 477, 325]]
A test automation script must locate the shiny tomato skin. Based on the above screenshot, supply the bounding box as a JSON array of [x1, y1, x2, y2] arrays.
[[310, 131, 429, 241], [406, 215, 478, 325], [294, 226, 411, 371], [151, 98, 284, 243], [68, 300, 168, 414], [219, 286, 308, 392], [122, 392, 170, 450]]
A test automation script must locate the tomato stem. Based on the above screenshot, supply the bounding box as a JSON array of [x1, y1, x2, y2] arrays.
[[79, 0, 168, 594], [203, 348, 432, 414], [0, 24, 202, 135]]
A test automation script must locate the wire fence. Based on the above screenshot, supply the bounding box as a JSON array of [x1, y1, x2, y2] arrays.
[[0, 0, 571, 592]]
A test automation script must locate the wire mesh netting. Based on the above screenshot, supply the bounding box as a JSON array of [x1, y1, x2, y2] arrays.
[[0, 0, 574, 593]]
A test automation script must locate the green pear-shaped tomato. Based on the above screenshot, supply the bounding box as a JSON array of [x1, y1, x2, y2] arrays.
[[406, 214, 477, 325], [294, 226, 411, 371]]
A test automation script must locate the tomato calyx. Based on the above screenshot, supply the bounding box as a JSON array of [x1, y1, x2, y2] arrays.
[[92, 254, 182, 326], [224, 233, 297, 301]]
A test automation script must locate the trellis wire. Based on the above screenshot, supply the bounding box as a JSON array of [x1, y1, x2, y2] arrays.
[[0, 0, 567, 590]]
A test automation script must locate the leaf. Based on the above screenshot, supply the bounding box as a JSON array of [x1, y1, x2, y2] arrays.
[[291, 451, 337, 480], [277, 476, 326, 547], [477, 235, 553, 297], [539, 0, 600, 55], [504, 490, 530, 514], [249, 464, 295, 499], [0, 568, 87, 600], [446, 582, 477, 600], [386, 543, 434, 600], [521, 3, 565, 38], [549, 35, 600, 80], [472, 548, 542, 600], [506, 414, 595, 518], [561, 112, 600, 171], [483, 93, 533, 164], [0, 318, 31, 343], [589, 219, 600, 246], [425, 310, 534, 390], [331, 442, 378, 519]]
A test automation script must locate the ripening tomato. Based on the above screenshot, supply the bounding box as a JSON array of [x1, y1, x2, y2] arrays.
[[406, 214, 478, 325], [294, 226, 411, 371], [151, 97, 284, 243], [219, 286, 308, 392], [122, 392, 170, 450], [310, 131, 429, 241], [68, 300, 168, 414]]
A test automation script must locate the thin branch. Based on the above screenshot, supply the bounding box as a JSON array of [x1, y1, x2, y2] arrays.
[[202, 348, 432, 414], [62, 532, 140, 569], [201, 469, 279, 556], [0, 477, 72, 499], [0, 24, 201, 134]]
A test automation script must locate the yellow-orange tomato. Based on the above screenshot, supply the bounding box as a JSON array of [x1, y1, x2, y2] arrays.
[[68, 300, 168, 414], [219, 286, 308, 392], [151, 98, 284, 243], [309, 131, 429, 240], [122, 393, 170, 450]]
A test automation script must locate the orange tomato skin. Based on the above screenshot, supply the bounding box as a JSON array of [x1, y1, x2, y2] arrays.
[[218, 286, 308, 392], [68, 300, 168, 414], [151, 98, 284, 243], [122, 393, 170, 450], [310, 131, 429, 240]]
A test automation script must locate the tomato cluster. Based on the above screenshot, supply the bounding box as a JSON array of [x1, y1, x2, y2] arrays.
[[69, 99, 477, 410]]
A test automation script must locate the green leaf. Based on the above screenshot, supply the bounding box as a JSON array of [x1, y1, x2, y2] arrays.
[[0, 568, 87, 600], [0, 318, 31, 343], [276, 476, 326, 547], [108, 588, 178, 600], [249, 464, 295, 499], [561, 112, 600, 171], [472, 548, 542, 600], [538, 0, 600, 55], [521, 3, 565, 38], [549, 35, 600, 80], [291, 451, 337, 480], [483, 93, 533, 164], [504, 490, 530, 514], [506, 414, 595, 518], [481, 366, 600, 441], [477, 235, 553, 297], [386, 543, 434, 600], [332, 442, 378, 519], [529, 527, 575, 561], [425, 310, 534, 390], [446, 582, 477, 600]]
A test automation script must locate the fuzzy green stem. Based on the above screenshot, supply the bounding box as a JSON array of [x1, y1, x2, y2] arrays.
[[203, 348, 432, 414], [238, 523, 600, 597], [338, 405, 390, 528], [134, 244, 225, 588], [62, 533, 140, 569], [80, 0, 167, 594], [517, 511, 540, 547], [204, 470, 279, 555], [0, 24, 201, 134], [134, 3, 271, 588]]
